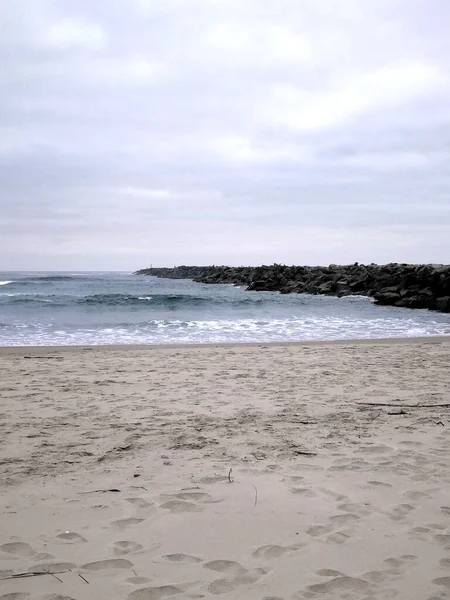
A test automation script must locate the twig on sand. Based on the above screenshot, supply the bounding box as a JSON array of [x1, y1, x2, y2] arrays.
[[132, 569, 138, 577], [46, 570, 63, 583], [78, 573, 90, 584], [358, 402, 450, 408], [78, 488, 121, 494], [23, 356, 63, 360], [293, 450, 317, 456], [228, 468, 234, 483], [252, 484, 258, 507], [1, 570, 70, 581]]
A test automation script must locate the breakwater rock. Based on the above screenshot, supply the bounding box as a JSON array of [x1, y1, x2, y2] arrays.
[[135, 263, 450, 313]]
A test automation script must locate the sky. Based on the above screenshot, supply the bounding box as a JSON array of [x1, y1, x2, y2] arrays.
[[1, 0, 450, 270]]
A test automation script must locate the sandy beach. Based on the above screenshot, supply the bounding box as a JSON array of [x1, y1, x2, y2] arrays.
[[1, 337, 450, 600]]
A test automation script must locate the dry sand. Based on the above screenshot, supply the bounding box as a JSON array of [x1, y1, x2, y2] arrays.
[[1, 338, 450, 600]]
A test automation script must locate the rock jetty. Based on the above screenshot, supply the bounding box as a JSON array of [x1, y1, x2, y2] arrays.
[[135, 263, 450, 313]]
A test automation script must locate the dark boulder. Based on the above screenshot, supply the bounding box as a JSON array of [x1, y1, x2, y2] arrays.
[[433, 296, 450, 313], [373, 292, 401, 305]]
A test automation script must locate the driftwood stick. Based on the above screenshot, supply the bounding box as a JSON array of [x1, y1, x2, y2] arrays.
[[47, 570, 64, 583], [358, 403, 450, 408], [78, 488, 121, 494], [253, 484, 258, 507], [1, 570, 70, 581]]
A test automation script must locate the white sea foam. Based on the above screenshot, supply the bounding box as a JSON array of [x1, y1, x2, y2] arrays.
[[0, 281, 12, 285], [138, 296, 153, 301], [1, 314, 449, 347]]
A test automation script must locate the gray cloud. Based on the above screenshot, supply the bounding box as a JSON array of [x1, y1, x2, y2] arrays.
[[1, 0, 450, 270]]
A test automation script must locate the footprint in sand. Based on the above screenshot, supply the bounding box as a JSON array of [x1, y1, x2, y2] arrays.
[[360, 444, 392, 454], [253, 545, 301, 559], [0, 543, 36, 557], [383, 557, 404, 569], [125, 498, 153, 509], [389, 504, 415, 521], [315, 569, 343, 577], [316, 488, 348, 502], [433, 533, 450, 546], [329, 513, 360, 526], [81, 559, 133, 571], [0, 594, 31, 600], [56, 532, 86, 543], [427, 523, 447, 531], [337, 502, 371, 516], [112, 540, 144, 556], [290, 487, 317, 498], [306, 575, 370, 594], [159, 500, 198, 514], [363, 570, 395, 584], [171, 492, 210, 502], [199, 475, 229, 485], [382, 555, 418, 575], [409, 526, 431, 540], [171, 490, 224, 505], [403, 490, 430, 501], [432, 577, 450, 589], [204, 560, 248, 577], [326, 532, 351, 545], [39, 596, 77, 600], [128, 585, 183, 599], [162, 554, 203, 564], [112, 518, 145, 529], [126, 577, 152, 585], [307, 524, 334, 537], [204, 560, 267, 595]]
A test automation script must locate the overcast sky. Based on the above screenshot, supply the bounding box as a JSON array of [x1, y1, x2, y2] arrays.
[[1, 0, 449, 270]]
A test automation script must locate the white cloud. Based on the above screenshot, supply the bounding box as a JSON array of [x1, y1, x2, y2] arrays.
[[205, 22, 311, 66], [44, 18, 107, 50], [261, 62, 444, 132], [210, 135, 313, 165], [120, 187, 175, 199]]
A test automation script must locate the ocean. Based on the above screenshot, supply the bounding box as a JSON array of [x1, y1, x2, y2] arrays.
[[0, 271, 449, 346]]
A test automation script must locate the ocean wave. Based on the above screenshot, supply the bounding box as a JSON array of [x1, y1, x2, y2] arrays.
[[0, 292, 268, 308], [0, 281, 12, 286], [0, 296, 66, 306], [5, 275, 96, 286], [24, 275, 85, 282], [78, 293, 264, 307]]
